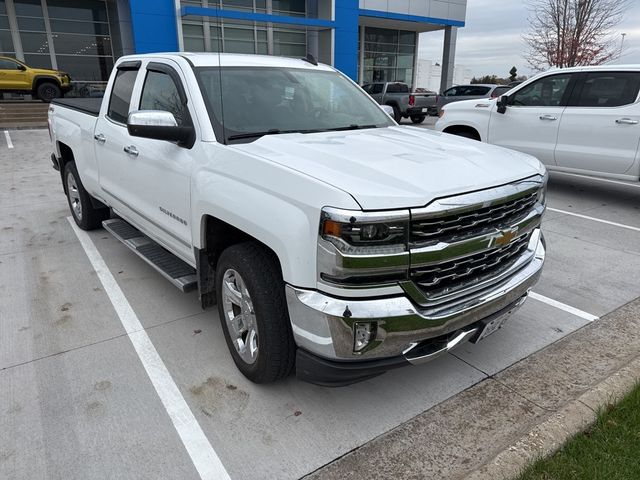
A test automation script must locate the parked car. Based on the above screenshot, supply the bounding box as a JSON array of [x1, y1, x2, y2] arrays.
[[0, 56, 71, 102], [436, 65, 640, 181], [363, 82, 436, 123], [436, 84, 512, 113], [49, 53, 547, 386]]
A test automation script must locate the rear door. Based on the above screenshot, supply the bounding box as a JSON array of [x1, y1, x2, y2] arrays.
[[555, 71, 640, 175], [363, 83, 384, 104], [487, 73, 576, 165], [95, 61, 141, 213], [0, 58, 30, 89]]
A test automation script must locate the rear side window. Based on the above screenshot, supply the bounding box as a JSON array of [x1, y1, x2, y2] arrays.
[[492, 86, 511, 97], [107, 69, 137, 123], [386, 83, 409, 93], [466, 86, 491, 96], [574, 72, 640, 107], [139, 70, 188, 126]]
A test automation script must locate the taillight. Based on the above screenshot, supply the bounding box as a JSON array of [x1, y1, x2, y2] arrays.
[[409, 95, 415, 106]]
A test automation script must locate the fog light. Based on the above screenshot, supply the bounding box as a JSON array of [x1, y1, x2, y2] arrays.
[[353, 322, 377, 353]]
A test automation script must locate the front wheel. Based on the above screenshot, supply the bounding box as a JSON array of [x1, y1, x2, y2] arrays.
[[411, 115, 426, 124], [216, 242, 295, 383], [36, 82, 61, 102], [64, 162, 109, 230]]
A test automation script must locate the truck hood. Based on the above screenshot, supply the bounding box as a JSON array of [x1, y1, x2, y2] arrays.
[[232, 126, 545, 210]]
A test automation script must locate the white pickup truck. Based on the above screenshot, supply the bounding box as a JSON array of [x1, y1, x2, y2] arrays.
[[436, 65, 640, 181], [49, 53, 547, 386]]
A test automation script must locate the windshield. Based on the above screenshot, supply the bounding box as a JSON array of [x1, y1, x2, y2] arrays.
[[195, 66, 394, 143]]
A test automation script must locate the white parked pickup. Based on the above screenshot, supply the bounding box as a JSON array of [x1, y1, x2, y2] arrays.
[[49, 53, 547, 386], [436, 65, 640, 181]]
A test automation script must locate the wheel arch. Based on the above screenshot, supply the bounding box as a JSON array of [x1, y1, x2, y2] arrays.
[[442, 124, 482, 141], [33, 75, 61, 91], [195, 214, 285, 309]]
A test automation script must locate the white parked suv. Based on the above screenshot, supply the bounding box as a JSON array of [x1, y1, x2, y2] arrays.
[[436, 66, 640, 181], [49, 53, 547, 386]]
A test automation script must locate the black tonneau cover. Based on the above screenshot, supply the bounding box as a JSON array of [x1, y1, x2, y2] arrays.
[[51, 97, 102, 117]]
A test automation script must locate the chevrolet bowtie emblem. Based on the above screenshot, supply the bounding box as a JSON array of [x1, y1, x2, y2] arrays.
[[494, 228, 518, 247]]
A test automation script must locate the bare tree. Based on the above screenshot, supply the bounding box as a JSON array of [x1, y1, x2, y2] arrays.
[[524, 0, 630, 71]]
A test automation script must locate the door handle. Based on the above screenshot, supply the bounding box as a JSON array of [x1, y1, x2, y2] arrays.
[[94, 133, 106, 143], [616, 118, 639, 125], [123, 145, 139, 157], [539, 115, 557, 121]]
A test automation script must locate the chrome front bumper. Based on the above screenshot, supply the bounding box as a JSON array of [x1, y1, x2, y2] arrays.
[[287, 229, 545, 363]]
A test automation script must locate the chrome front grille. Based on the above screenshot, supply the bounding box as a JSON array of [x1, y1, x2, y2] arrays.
[[405, 176, 546, 305], [410, 190, 538, 245], [410, 233, 531, 298]]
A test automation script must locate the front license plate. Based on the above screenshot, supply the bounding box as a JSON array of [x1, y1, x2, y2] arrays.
[[422, 108, 429, 113], [475, 314, 510, 343]]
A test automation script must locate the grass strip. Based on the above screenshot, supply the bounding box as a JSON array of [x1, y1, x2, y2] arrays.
[[517, 383, 640, 480]]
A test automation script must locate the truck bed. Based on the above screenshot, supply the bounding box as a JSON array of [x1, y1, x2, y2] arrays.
[[51, 98, 102, 117]]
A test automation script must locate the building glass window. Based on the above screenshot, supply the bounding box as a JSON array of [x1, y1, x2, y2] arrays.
[[0, 0, 15, 57], [362, 27, 416, 86]]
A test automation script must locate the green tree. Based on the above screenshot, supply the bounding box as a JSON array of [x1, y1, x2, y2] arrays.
[[509, 66, 518, 82]]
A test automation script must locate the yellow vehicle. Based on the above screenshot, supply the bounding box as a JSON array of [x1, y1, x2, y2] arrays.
[[0, 56, 71, 102]]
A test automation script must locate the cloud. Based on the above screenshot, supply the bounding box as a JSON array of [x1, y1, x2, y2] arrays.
[[419, 0, 640, 77]]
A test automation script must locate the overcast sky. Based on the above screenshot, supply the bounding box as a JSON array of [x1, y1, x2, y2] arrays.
[[418, 0, 640, 78]]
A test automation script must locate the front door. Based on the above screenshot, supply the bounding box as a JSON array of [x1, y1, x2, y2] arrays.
[[118, 61, 194, 261], [556, 71, 640, 176], [0, 58, 30, 90], [487, 73, 575, 166]]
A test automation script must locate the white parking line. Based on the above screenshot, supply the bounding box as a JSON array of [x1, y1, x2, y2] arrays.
[[4, 130, 13, 149], [529, 292, 599, 322], [548, 207, 640, 233], [551, 171, 640, 189], [67, 217, 231, 480]]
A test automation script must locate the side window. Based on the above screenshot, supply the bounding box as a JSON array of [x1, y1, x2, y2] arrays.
[[371, 83, 383, 94], [575, 72, 640, 107], [0, 59, 21, 70], [139, 70, 187, 126], [362, 84, 373, 94], [386, 83, 408, 94], [444, 87, 458, 96], [467, 86, 491, 96], [510, 74, 572, 107], [107, 69, 138, 123]]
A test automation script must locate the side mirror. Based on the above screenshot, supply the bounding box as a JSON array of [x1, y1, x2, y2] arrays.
[[17, 64, 27, 71], [127, 110, 194, 147], [381, 105, 395, 118], [497, 95, 509, 114]]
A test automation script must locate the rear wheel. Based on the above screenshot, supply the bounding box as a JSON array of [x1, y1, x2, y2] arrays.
[[64, 162, 109, 230], [216, 242, 295, 384], [387, 104, 402, 123], [36, 82, 61, 102], [411, 115, 426, 124]]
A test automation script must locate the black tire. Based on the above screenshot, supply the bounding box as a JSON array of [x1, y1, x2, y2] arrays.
[[64, 162, 110, 230], [216, 242, 295, 384], [410, 115, 426, 124], [36, 82, 61, 102], [387, 104, 402, 123]]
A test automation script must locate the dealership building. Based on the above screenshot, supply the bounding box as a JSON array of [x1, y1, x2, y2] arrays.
[[0, 0, 466, 91]]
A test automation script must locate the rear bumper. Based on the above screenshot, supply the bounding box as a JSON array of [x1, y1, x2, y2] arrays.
[[406, 106, 430, 116], [289, 230, 545, 384]]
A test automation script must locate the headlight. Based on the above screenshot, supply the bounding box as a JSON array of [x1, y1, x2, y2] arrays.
[[320, 208, 408, 253], [537, 170, 549, 206], [317, 207, 410, 288]]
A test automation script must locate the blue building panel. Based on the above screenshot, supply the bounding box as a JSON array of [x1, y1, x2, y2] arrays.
[[129, 0, 178, 53], [333, 0, 360, 80]]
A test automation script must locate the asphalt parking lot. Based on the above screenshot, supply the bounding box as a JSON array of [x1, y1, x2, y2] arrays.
[[2, 127, 640, 480]]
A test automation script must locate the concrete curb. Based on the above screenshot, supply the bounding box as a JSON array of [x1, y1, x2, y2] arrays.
[[307, 298, 640, 480], [465, 356, 640, 480]]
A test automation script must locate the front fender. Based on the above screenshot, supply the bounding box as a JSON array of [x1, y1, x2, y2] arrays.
[[192, 144, 360, 288]]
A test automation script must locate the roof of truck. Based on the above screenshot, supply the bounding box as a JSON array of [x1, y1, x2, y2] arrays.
[[116, 52, 335, 71]]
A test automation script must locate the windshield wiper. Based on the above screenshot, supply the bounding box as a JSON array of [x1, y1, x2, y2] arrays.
[[326, 124, 379, 132], [227, 128, 326, 141]]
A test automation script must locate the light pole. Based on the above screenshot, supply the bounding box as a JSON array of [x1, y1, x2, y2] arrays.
[[621, 33, 627, 51]]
